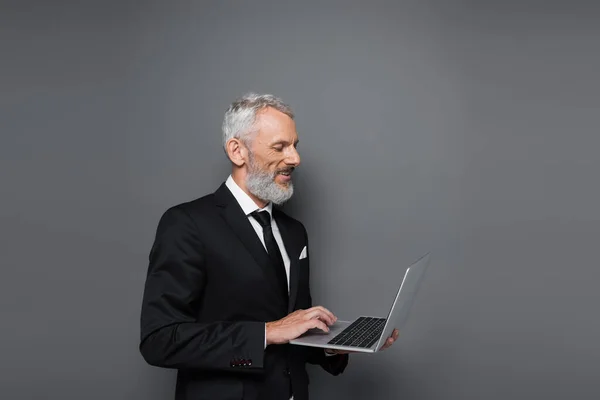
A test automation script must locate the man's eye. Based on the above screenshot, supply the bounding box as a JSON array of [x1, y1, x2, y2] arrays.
[[273, 145, 283, 151]]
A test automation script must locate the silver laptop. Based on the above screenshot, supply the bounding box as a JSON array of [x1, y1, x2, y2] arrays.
[[289, 253, 431, 353]]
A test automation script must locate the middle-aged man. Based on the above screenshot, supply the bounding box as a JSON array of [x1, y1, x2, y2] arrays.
[[139, 93, 399, 400]]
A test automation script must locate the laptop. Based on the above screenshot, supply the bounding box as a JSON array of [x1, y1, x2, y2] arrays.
[[289, 252, 431, 353]]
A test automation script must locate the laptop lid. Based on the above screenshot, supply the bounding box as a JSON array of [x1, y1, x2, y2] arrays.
[[374, 253, 431, 351]]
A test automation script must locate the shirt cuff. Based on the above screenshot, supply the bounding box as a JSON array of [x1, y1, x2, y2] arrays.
[[264, 324, 267, 349]]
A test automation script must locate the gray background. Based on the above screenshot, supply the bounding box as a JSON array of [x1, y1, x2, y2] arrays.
[[2, 1, 599, 399]]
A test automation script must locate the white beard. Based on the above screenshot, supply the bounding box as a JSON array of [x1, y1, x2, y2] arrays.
[[245, 153, 294, 205]]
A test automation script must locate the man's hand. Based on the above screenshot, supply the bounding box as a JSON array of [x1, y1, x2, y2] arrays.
[[378, 328, 400, 351], [266, 306, 337, 345], [324, 328, 400, 355]]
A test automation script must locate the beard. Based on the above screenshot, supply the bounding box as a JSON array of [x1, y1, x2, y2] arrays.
[[245, 153, 295, 205]]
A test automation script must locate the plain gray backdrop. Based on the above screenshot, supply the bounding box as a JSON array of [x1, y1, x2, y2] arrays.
[[2, 1, 599, 399]]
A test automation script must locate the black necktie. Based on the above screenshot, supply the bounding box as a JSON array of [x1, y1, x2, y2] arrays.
[[251, 210, 289, 300]]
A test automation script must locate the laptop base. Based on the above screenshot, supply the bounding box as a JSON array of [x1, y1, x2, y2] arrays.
[[289, 318, 382, 353]]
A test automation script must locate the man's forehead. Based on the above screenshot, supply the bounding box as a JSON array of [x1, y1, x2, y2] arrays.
[[256, 131, 299, 145], [254, 109, 297, 142]]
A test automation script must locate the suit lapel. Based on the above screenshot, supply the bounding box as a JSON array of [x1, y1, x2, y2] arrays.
[[214, 183, 282, 297], [273, 209, 302, 313]]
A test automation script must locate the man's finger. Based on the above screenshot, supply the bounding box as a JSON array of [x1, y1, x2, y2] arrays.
[[381, 337, 394, 350], [304, 309, 326, 321], [312, 306, 336, 320], [306, 318, 329, 333], [310, 306, 337, 323], [305, 309, 335, 325]]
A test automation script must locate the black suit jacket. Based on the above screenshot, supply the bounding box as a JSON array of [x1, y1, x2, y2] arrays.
[[139, 183, 348, 400]]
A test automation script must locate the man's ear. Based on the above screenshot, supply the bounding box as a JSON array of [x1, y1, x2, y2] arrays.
[[225, 138, 247, 167]]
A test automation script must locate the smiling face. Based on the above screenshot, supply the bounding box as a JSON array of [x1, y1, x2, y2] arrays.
[[243, 107, 301, 205]]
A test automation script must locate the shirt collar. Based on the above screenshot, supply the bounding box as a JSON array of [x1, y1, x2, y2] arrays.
[[225, 175, 272, 216]]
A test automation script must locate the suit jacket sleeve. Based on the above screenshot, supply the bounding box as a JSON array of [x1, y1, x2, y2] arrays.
[[139, 206, 265, 372], [301, 226, 349, 375]]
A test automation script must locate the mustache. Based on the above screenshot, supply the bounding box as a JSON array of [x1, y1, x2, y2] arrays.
[[275, 167, 295, 175]]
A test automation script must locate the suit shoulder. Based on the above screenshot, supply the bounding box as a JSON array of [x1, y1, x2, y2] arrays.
[[158, 193, 216, 222], [176, 193, 216, 213]]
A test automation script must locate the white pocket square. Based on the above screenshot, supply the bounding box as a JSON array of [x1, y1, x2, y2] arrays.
[[299, 246, 307, 260]]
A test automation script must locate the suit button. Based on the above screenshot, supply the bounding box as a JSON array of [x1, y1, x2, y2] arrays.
[[283, 368, 290, 376]]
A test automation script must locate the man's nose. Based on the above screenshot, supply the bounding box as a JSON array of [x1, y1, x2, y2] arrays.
[[286, 147, 301, 167]]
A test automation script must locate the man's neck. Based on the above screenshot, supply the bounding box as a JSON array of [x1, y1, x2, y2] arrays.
[[230, 171, 268, 209]]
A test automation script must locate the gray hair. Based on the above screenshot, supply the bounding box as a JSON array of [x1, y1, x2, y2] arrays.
[[222, 93, 294, 151]]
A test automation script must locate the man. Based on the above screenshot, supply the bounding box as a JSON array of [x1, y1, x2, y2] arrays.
[[139, 93, 399, 400]]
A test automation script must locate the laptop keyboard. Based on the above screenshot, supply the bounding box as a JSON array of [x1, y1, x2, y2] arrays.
[[327, 316, 387, 348]]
